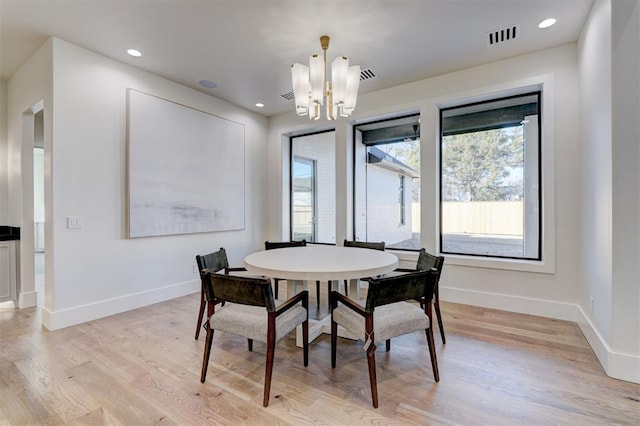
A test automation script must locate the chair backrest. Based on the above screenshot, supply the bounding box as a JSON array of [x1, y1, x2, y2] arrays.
[[264, 240, 306, 250], [416, 249, 444, 277], [343, 239, 385, 251], [196, 247, 230, 274], [364, 269, 437, 312], [204, 273, 276, 312]]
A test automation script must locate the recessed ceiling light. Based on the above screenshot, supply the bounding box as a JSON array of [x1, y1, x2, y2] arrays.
[[255, 103, 264, 108], [538, 18, 557, 29], [199, 80, 218, 89], [127, 49, 142, 57]]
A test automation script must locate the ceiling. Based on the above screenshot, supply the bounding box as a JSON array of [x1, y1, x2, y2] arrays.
[[0, 0, 593, 118]]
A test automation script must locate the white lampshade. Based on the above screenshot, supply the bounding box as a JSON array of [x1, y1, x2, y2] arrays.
[[326, 96, 338, 120], [291, 35, 359, 120], [309, 100, 321, 120], [342, 65, 361, 116], [309, 54, 324, 104], [331, 56, 349, 106], [291, 63, 310, 116]]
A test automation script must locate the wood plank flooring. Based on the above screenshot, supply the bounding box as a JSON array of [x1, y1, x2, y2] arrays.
[[1, 292, 639, 425]]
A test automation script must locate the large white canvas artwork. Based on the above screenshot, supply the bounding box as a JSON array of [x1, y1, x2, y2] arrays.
[[127, 89, 245, 238]]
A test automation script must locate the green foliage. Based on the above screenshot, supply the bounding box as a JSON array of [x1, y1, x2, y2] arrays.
[[378, 139, 420, 170], [442, 126, 524, 201]]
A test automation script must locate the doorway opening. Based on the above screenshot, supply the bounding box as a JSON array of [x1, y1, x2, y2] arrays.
[[33, 107, 45, 306]]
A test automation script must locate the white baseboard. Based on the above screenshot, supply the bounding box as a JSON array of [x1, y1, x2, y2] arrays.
[[442, 285, 640, 384], [41, 279, 200, 331], [18, 290, 37, 308], [575, 305, 640, 384], [441, 285, 578, 321]]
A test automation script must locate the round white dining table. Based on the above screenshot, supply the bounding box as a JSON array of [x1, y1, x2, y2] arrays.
[[244, 245, 398, 346], [244, 245, 398, 283]]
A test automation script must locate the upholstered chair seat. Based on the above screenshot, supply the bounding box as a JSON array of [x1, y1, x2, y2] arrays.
[[210, 303, 307, 343], [332, 301, 429, 343]]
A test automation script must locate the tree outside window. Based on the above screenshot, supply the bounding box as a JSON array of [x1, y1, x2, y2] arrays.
[[440, 92, 540, 259]]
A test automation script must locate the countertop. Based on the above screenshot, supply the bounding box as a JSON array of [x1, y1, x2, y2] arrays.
[[0, 226, 20, 241]]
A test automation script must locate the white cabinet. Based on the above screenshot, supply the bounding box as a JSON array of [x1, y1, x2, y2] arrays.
[[0, 241, 18, 303]]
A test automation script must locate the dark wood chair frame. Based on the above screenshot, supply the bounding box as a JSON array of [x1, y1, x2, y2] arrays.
[[395, 249, 446, 343], [194, 247, 247, 340], [342, 239, 386, 296], [330, 269, 439, 408], [200, 272, 309, 407], [264, 240, 328, 309]]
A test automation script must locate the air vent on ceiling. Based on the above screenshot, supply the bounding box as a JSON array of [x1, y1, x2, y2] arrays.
[[281, 67, 376, 101], [487, 24, 520, 45], [360, 68, 376, 80]]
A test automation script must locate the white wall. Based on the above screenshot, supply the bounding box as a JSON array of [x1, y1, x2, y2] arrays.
[[578, 0, 614, 346], [610, 0, 640, 375], [0, 79, 7, 224], [7, 37, 268, 329], [270, 44, 580, 319], [577, 0, 640, 384]]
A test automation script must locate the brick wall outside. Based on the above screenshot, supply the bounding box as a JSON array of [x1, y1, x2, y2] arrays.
[[292, 132, 336, 243]]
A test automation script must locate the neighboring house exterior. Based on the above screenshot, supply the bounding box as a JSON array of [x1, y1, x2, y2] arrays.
[[364, 146, 418, 246]]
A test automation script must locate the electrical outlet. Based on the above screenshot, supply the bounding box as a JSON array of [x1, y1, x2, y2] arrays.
[[193, 263, 198, 274], [590, 297, 594, 314]]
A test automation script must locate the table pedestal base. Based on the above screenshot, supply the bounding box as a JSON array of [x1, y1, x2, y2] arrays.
[[284, 279, 362, 348]]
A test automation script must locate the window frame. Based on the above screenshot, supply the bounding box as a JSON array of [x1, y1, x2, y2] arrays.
[[291, 156, 317, 242], [399, 174, 406, 226], [438, 91, 542, 261], [289, 129, 336, 244], [351, 113, 421, 252], [433, 77, 555, 274]]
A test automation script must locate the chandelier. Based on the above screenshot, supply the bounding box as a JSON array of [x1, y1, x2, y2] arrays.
[[291, 35, 361, 120]]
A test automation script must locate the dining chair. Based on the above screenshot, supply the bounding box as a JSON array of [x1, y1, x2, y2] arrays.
[[395, 249, 446, 343], [200, 272, 309, 407], [194, 247, 247, 340], [342, 239, 386, 296], [330, 269, 439, 408], [264, 240, 326, 309]]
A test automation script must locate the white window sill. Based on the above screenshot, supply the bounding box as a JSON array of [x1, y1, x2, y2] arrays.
[[388, 249, 554, 274]]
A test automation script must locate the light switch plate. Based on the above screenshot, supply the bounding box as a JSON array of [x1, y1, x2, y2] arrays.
[[67, 216, 84, 229]]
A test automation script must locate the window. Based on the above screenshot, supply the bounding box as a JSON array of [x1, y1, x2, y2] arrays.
[[440, 92, 541, 260], [354, 114, 420, 250], [290, 131, 336, 243], [292, 157, 316, 241]]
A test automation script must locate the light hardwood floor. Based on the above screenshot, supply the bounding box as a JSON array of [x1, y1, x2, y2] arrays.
[[1, 291, 639, 425]]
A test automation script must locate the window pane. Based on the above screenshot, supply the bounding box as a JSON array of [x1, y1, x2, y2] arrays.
[[291, 131, 336, 243], [292, 157, 315, 241], [354, 115, 420, 250], [440, 93, 540, 259]]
